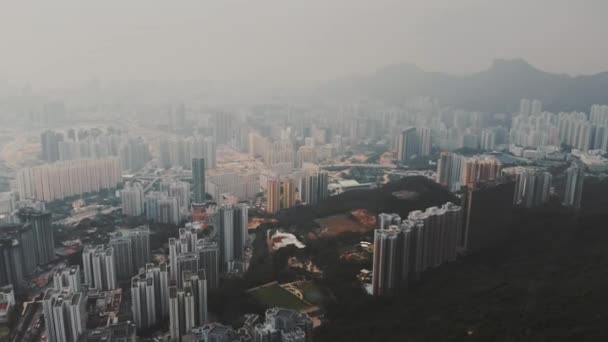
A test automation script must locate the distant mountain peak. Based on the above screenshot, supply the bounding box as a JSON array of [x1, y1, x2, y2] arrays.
[[325, 58, 608, 113], [489, 58, 538, 73]]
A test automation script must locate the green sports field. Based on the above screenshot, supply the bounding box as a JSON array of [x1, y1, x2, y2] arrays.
[[250, 284, 310, 311]]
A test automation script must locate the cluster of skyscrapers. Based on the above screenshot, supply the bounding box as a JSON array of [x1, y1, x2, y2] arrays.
[[460, 156, 503, 188], [43, 265, 88, 342], [212, 112, 235, 145], [162, 179, 191, 213], [132, 202, 249, 337], [168, 271, 208, 341], [40, 130, 66, 163], [372, 202, 463, 296], [0, 191, 18, 224], [130, 226, 214, 340], [118, 137, 151, 173], [159, 136, 216, 170], [131, 162, 201, 224], [438, 111, 507, 152], [249, 129, 341, 168], [131, 263, 170, 331], [0, 224, 34, 289], [82, 245, 117, 291], [45, 264, 136, 342], [437, 155, 585, 210], [53, 266, 82, 293], [502, 167, 553, 208], [120, 182, 145, 217], [206, 171, 260, 203], [123, 157, 210, 222], [216, 204, 249, 268], [436, 152, 502, 191], [265, 170, 329, 214], [563, 165, 585, 209], [590, 104, 608, 126], [17, 158, 122, 202], [294, 137, 341, 167], [433, 98, 591, 211], [24, 97, 606, 339], [18, 207, 55, 264], [510, 100, 608, 153], [195, 236, 220, 290], [144, 191, 182, 225], [0, 208, 54, 289], [249, 132, 294, 166], [0, 192, 47, 226], [109, 226, 151, 280], [396, 126, 432, 162], [42, 288, 87, 342], [169, 228, 201, 286], [168, 227, 211, 341], [188, 307, 313, 342], [40, 129, 151, 172]]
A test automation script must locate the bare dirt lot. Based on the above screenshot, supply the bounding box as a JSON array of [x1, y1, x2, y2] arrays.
[[314, 209, 376, 238]]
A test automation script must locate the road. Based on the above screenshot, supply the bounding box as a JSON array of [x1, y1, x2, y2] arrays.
[[10, 301, 41, 342], [142, 176, 161, 192]]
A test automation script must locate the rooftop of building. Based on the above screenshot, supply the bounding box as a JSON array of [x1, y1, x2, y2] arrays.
[[84, 322, 136, 341], [337, 180, 361, 187], [202, 323, 233, 336]]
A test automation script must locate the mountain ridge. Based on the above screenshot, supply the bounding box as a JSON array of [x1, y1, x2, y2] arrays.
[[327, 59, 608, 114]]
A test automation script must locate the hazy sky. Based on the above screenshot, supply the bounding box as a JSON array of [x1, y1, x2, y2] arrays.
[[1, 0, 607, 86]]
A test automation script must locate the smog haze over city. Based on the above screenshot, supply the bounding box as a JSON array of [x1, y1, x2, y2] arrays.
[[1, 1, 608, 342]]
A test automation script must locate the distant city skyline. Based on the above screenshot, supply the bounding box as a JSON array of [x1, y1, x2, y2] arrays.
[[1, 3, 608, 340], [1, 1, 607, 87]]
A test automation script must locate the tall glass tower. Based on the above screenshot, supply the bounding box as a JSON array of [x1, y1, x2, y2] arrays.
[[192, 158, 206, 203]]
